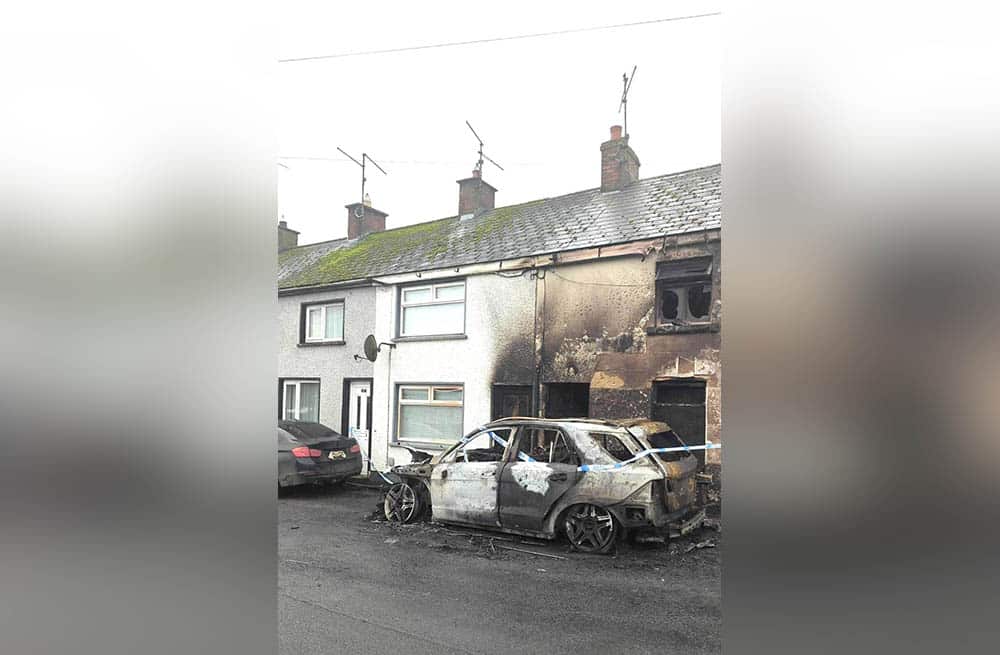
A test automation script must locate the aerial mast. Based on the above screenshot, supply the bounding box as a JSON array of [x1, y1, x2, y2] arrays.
[[465, 121, 504, 175], [618, 65, 637, 137], [337, 146, 387, 220]]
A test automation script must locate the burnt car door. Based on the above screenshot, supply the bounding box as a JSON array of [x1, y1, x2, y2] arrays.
[[498, 424, 580, 533], [429, 426, 513, 527]]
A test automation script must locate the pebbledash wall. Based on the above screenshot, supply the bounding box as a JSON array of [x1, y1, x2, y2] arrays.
[[277, 284, 375, 429]]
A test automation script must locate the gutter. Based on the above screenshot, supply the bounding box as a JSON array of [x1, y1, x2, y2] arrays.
[[276, 277, 385, 297]]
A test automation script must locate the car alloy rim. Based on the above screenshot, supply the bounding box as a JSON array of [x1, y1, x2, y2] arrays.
[[564, 504, 616, 551], [384, 483, 417, 522]]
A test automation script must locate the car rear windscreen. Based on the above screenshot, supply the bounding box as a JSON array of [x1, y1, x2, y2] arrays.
[[646, 429, 690, 462], [282, 422, 341, 442]]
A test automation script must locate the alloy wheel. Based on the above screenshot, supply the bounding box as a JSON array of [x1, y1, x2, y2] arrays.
[[383, 482, 420, 523], [564, 503, 618, 553]]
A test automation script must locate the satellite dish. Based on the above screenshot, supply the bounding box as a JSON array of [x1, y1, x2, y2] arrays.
[[363, 334, 379, 362], [354, 206, 364, 219]]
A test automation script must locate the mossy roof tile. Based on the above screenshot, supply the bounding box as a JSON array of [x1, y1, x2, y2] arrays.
[[278, 164, 720, 290]]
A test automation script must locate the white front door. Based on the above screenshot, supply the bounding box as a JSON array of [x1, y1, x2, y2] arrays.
[[347, 380, 371, 473]]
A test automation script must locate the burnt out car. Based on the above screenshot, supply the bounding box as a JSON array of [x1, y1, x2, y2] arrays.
[[382, 418, 705, 553]]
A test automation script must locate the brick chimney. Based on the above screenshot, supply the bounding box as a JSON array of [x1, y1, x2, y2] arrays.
[[600, 125, 640, 192], [457, 169, 497, 219], [278, 219, 299, 252], [345, 198, 387, 240]]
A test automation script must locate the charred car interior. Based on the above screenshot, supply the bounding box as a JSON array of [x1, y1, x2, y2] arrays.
[[382, 418, 706, 553]]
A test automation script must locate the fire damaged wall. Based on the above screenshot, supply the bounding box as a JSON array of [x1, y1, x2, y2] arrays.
[[538, 233, 722, 467], [539, 257, 655, 385]]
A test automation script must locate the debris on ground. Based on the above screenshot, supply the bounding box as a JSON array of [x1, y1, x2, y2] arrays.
[[495, 545, 568, 560], [683, 538, 717, 553]]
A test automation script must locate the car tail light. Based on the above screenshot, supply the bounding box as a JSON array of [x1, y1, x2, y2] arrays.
[[349, 444, 361, 454], [291, 446, 322, 458]]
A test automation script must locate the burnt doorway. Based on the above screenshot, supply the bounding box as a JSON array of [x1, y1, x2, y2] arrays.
[[651, 380, 706, 465], [491, 384, 532, 420], [545, 383, 590, 419]]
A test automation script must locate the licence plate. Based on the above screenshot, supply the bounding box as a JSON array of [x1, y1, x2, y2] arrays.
[[328, 450, 346, 460]]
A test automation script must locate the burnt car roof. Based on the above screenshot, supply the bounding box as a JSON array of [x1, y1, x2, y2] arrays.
[[486, 417, 671, 432], [488, 417, 628, 429]]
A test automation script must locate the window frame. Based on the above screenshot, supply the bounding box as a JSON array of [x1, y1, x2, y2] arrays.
[[299, 299, 346, 345], [279, 378, 321, 422], [396, 279, 467, 338], [509, 424, 580, 465], [394, 382, 465, 446], [441, 426, 514, 464], [654, 256, 714, 328]]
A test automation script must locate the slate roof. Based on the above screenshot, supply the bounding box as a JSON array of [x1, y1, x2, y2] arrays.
[[278, 164, 720, 290]]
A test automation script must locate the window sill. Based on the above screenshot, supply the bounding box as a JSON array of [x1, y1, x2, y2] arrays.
[[297, 340, 346, 347], [646, 322, 718, 335], [392, 334, 468, 343]]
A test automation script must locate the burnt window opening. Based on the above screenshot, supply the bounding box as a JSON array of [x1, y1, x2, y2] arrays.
[[656, 257, 713, 325], [646, 429, 690, 463], [544, 383, 590, 419], [446, 427, 513, 464], [589, 433, 633, 462], [515, 428, 578, 465]]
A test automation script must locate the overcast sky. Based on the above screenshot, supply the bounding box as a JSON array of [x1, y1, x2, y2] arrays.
[[279, 1, 720, 245]]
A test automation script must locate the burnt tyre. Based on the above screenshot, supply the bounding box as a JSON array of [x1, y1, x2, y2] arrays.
[[383, 481, 424, 523], [563, 503, 619, 554]]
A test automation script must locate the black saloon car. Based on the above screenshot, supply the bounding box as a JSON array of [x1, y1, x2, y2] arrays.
[[277, 421, 362, 489]]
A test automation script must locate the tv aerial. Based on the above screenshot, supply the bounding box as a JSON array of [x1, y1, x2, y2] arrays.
[[618, 65, 637, 137], [336, 146, 387, 219], [465, 121, 504, 175]]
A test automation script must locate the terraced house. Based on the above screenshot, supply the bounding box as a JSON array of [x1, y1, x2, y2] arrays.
[[278, 126, 722, 478]]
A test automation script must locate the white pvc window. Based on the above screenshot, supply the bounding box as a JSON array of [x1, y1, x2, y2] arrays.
[[396, 384, 464, 444], [399, 281, 465, 336], [282, 380, 320, 422], [304, 303, 344, 342]]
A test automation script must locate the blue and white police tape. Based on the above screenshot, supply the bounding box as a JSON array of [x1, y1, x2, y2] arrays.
[[577, 443, 721, 472]]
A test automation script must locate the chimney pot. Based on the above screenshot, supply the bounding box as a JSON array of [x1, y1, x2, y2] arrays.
[[600, 127, 640, 192], [345, 202, 388, 239], [278, 220, 299, 252], [457, 174, 497, 219]]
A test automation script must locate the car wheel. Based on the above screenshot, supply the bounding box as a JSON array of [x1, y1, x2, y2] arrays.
[[563, 503, 619, 554], [383, 481, 424, 523]]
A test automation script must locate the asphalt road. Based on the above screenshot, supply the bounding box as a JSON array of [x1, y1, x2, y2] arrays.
[[279, 483, 721, 655]]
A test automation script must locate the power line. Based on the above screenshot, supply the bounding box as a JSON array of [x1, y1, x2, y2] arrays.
[[278, 13, 721, 63], [278, 156, 544, 167]]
